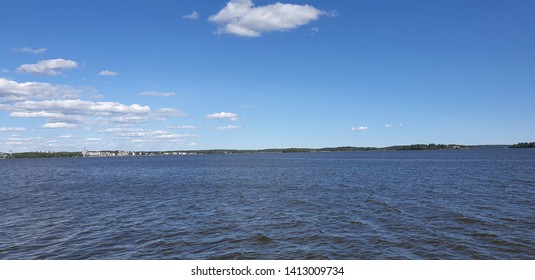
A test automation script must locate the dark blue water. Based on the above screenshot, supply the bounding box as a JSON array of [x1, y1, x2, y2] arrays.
[[1, 148, 535, 259]]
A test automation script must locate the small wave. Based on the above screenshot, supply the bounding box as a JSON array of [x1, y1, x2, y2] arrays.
[[251, 233, 273, 244], [455, 216, 487, 226]]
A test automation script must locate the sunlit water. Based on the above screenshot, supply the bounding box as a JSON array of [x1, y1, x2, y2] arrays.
[[1, 148, 534, 259]]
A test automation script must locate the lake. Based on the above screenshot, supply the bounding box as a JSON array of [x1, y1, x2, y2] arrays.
[[1, 148, 534, 259]]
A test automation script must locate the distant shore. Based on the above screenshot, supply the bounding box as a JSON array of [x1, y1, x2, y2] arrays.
[[0, 143, 474, 159], [2, 142, 533, 159]]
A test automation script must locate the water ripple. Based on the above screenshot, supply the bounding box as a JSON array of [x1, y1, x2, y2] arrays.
[[1, 149, 535, 259]]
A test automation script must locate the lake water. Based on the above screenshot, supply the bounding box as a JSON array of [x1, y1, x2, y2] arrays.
[[1, 148, 534, 259]]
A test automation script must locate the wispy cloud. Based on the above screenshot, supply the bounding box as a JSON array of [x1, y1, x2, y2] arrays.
[[139, 91, 176, 97], [98, 70, 117, 76], [17, 58, 78, 76], [214, 125, 242, 130], [7, 99, 151, 127], [209, 0, 327, 37], [10, 47, 47, 54], [385, 124, 393, 128], [0, 127, 26, 132], [59, 134, 74, 138], [205, 112, 239, 121], [183, 10, 199, 20], [351, 126, 369, 131], [101, 127, 198, 143], [167, 125, 196, 130], [153, 108, 187, 120]]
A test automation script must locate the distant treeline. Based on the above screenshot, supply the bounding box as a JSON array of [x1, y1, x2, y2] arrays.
[[509, 142, 535, 148], [183, 144, 470, 154], [7, 152, 82, 159], [384, 144, 470, 151]]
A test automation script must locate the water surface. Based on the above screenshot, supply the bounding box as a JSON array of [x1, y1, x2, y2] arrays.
[[1, 148, 534, 259]]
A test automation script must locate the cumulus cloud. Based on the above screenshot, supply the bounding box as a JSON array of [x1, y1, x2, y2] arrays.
[[0, 78, 80, 102], [139, 91, 176, 97], [351, 126, 369, 131], [209, 0, 325, 37], [205, 111, 239, 121], [10, 47, 47, 54], [0, 127, 26, 132], [183, 10, 199, 20], [98, 70, 117, 76], [17, 58, 78, 76]]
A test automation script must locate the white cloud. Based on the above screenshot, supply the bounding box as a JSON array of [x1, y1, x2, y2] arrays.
[[85, 138, 101, 141], [183, 10, 199, 20], [156, 133, 197, 139], [351, 126, 369, 131], [14, 99, 150, 115], [0, 127, 26, 132], [205, 111, 239, 121], [101, 128, 147, 137], [6, 99, 153, 128], [139, 91, 176, 97], [42, 122, 77, 129], [214, 125, 242, 130], [131, 139, 152, 143], [59, 134, 74, 138], [154, 108, 187, 118], [111, 115, 148, 124], [0, 78, 80, 102], [98, 70, 117, 76], [209, 0, 325, 37], [10, 47, 47, 54], [167, 125, 196, 129], [385, 124, 393, 128], [17, 58, 78, 76], [10, 111, 67, 119], [102, 127, 198, 143]]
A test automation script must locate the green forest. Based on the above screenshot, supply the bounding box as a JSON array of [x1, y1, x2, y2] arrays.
[[509, 142, 535, 148]]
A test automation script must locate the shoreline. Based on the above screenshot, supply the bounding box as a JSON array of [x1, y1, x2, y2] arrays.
[[0, 144, 489, 159]]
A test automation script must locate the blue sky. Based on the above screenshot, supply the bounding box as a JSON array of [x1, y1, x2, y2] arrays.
[[1, 0, 534, 152]]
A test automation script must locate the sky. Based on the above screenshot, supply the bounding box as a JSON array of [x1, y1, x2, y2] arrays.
[[1, 0, 534, 152]]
